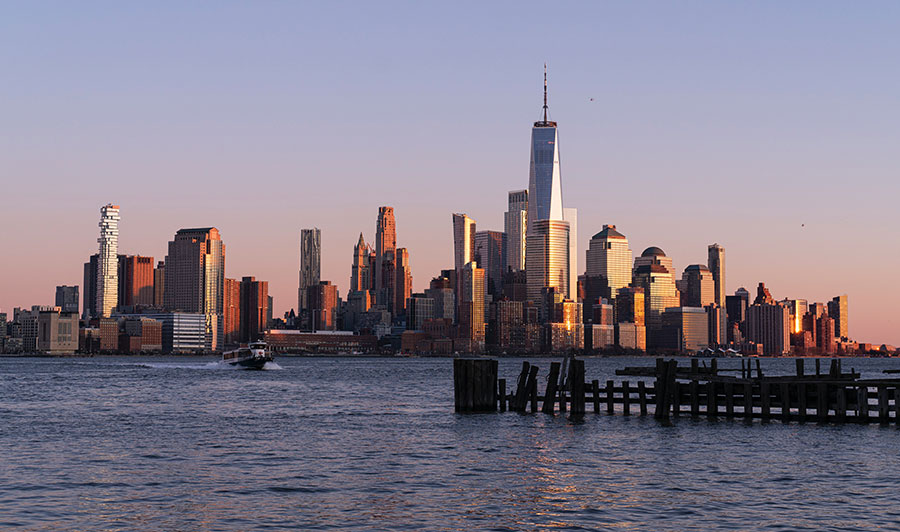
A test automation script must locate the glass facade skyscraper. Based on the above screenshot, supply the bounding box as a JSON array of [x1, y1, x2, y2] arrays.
[[527, 66, 564, 236], [585, 225, 633, 300], [525, 219, 570, 303], [504, 190, 527, 272]]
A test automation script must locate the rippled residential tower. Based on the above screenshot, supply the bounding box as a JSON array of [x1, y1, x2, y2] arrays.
[[96, 204, 120, 318]]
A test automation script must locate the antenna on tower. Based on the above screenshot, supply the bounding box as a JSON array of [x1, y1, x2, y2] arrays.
[[543, 63, 548, 122]]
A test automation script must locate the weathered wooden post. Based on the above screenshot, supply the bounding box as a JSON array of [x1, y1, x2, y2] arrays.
[[857, 385, 869, 421], [606, 379, 615, 414], [796, 358, 804, 377], [878, 386, 889, 422], [591, 379, 600, 413], [542, 362, 561, 414], [817, 383, 828, 421], [512, 361, 531, 412], [653, 359, 668, 420], [743, 382, 754, 418], [498, 379, 506, 412], [526, 365, 539, 413], [638, 381, 648, 416], [453, 358, 498, 412], [780, 383, 791, 421], [569, 359, 585, 416], [622, 381, 631, 415]]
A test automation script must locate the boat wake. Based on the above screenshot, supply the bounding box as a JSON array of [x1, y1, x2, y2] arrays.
[[136, 361, 236, 370], [262, 361, 284, 370]]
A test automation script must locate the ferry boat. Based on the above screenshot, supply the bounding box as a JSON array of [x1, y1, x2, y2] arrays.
[[222, 341, 273, 370]]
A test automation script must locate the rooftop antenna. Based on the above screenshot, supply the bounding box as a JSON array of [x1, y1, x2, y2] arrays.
[[543, 63, 549, 123]]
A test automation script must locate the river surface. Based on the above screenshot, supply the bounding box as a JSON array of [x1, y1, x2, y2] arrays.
[[2, 355, 900, 531]]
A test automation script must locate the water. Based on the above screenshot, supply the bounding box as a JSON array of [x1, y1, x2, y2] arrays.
[[2, 356, 900, 531]]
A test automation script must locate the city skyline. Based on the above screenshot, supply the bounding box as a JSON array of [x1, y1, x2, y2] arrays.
[[2, 3, 899, 344]]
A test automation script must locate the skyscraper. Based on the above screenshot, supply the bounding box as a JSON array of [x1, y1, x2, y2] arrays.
[[96, 204, 120, 318], [458, 261, 486, 345], [527, 65, 563, 235], [83, 254, 98, 319], [682, 264, 715, 307], [119, 255, 155, 307], [563, 207, 578, 302], [828, 295, 848, 340], [55, 286, 79, 314], [350, 233, 372, 293], [707, 243, 726, 308], [239, 276, 269, 343], [394, 248, 412, 316], [309, 281, 339, 331], [585, 225, 633, 302], [224, 277, 240, 346], [474, 230, 505, 298], [452, 213, 476, 273], [632, 247, 679, 348], [298, 228, 321, 313], [153, 261, 165, 307], [163, 228, 225, 351], [504, 190, 528, 272], [525, 219, 570, 304], [375, 207, 396, 307]]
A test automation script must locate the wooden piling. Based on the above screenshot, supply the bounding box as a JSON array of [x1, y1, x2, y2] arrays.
[[526, 365, 539, 414], [835, 386, 846, 422], [706, 381, 717, 418], [857, 386, 868, 421], [761, 382, 771, 418], [690, 379, 700, 417], [744, 382, 753, 418], [780, 383, 790, 421], [592, 379, 600, 413], [542, 362, 561, 414], [622, 381, 631, 415], [756, 359, 763, 379], [878, 386, 889, 422], [653, 359, 668, 420], [796, 358, 804, 377], [569, 360, 585, 416], [798, 383, 807, 421], [815, 358, 821, 376], [453, 358, 498, 412], [725, 382, 734, 417], [638, 381, 648, 416], [817, 383, 828, 421], [498, 379, 506, 412], [606, 379, 615, 414]]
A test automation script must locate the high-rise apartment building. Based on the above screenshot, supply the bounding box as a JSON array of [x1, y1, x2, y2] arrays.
[[298, 228, 321, 313], [682, 264, 715, 307], [375, 207, 396, 307], [163, 227, 225, 351], [527, 66, 563, 235], [96, 204, 120, 318], [55, 286, 79, 314], [240, 276, 269, 343], [407, 294, 434, 331], [504, 190, 528, 272], [828, 295, 848, 340], [707, 244, 726, 307], [585, 225, 633, 303]]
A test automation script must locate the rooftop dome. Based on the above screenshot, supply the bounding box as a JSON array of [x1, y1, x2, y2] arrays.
[[641, 246, 666, 258]]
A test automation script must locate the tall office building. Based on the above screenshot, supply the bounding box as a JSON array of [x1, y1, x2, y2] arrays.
[[55, 286, 79, 314], [504, 190, 528, 272], [563, 208, 577, 302], [632, 247, 679, 348], [452, 213, 476, 272], [527, 65, 563, 235], [350, 233, 372, 293], [828, 295, 848, 340], [474, 230, 505, 298], [96, 204, 120, 318], [585, 225, 633, 302], [458, 262, 486, 344], [163, 228, 225, 351], [119, 255, 155, 307], [239, 276, 269, 343], [682, 264, 715, 307], [375, 207, 396, 306], [525, 219, 570, 304], [747, 302, 791, 355], [707, 244, 726, 307], [223, 278, 240, 346], [308, 281, 339, 331], [153, 261, 165, 307], [83, 254, 99, 319], [298, 228, 321, 313], [394, 248, 412, 316]]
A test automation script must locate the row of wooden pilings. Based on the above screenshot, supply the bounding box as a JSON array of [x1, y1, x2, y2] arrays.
[[453, 357, 900, 424]]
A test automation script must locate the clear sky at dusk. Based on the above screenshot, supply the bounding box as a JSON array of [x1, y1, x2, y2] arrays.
[[1, 2, 898, 344]]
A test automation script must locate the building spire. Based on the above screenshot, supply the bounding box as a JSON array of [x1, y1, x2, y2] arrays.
[[543, 63, 548, 122]]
